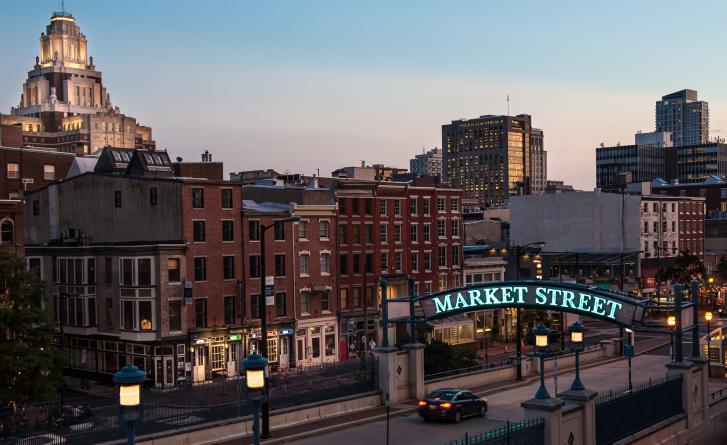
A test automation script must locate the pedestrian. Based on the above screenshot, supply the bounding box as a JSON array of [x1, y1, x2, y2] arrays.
[[369, 338, 376, 353]]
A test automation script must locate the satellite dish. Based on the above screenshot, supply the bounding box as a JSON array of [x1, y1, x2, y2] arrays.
[[176, 157, 183, 163]]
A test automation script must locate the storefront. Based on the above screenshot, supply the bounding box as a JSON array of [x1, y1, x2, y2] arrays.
[[339, 316, 377, 361], [295, 316, 338, 367]]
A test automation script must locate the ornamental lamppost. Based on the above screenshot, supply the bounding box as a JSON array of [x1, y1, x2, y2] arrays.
[[113, 364, 146, 445], [243, 353, 269, 445], [534, 325, 551, 399], [569, 321, 585, 391], [667, 315, 676, 361], [706, 311, 713, 377]]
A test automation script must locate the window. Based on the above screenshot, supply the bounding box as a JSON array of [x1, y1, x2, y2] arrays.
[[380, 200, 387, 216], [424, 251, 432, 270], [439, 246, 447, 267], [450, 198, 459, 212], [366, 286, 374, 307], [192, 188, 204, 208], [33, 200, 40, 215], [223, 256, 235, 279], [275, 254, 285, 276], [114, 190, 122, 208], [1, 220, 13, 244], [438, 220, 446, 238], [451, 220, 460, 237], [274, 221, 285, 240], [364, 199, 372, 215], [221, 189, 233, 209], [410, 198, 418, 215], [195, 299, 207, 328], [353, 254, 361, 274], [6, 163, 19, 179], [410, 224, 418, 242], [193, 220, 206, 242], [423, 224, 431, 242], [150, 188, 157, 206], [423, 198, 431, 215], [105, 297, 113, 328], [167, 258, 180, 282], [394, 200, 401, 216], [380, 224, 388, 243], [339, 224, 348, 244], [352, 225, 360, 244], [643, 222, 648, 233], [249, 220, 260, 241], [425, 281, 432, 294], [276, 292, 286, 317], [452, 246, 460, 266], [319, 220, 329, 239], [117, 257, 151, 286], [320, 253, 330, 274], [300, 291, 310, 314], [338, 198, 347, 214], [395, 252, 402, 271], [194, 257, 207, 281], [339, 288, 348, 310], [298, 221, 309, 239], [251, 294, 261, 319], [224, 296, 235, 325], [364, 224, 373, 244], [394, 224, 402, 242], [365, 252, 373, 273], [411, 252, 419, 272], [249, 255, 261, 278], [43, 165, 55, 181], [300, 253, 310, 275], [353, 287, 362, 307], [437, 197, 446, 212], [380, 252, 388, 272], [222, 220, 234, 241], [340, 254, 348, 275], [321, 291, 330, 311], [351, 198, 359, 215]]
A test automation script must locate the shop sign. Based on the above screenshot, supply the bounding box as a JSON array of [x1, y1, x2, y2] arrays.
[[279, 328, 294, 336]]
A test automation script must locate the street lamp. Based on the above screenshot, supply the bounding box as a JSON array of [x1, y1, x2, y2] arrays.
[[667, 315, 676, 361], [113, 364, 146, 445], [243, 353, 269, 445], [569, 321, 585, 391], [258, 214, 300, 438], [706, 311, 713, 377], [534, 325, 551, 399], [514, 241, 545, 381]]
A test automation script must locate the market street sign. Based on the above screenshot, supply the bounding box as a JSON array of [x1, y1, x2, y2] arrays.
[[417, 281, 645, 327]]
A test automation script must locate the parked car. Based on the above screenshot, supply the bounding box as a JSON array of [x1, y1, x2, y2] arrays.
[[418, 388, 487, 423]]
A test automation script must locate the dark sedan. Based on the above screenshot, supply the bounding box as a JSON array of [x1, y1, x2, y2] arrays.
[[418, 388, 487, 423]]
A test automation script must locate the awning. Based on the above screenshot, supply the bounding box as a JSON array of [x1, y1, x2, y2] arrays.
[[426, 314, 474, 329]]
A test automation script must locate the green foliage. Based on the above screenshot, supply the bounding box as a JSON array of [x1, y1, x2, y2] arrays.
[[717, 256, 727, 283], [656, 251, 706, 288], [0, 250, 68, 405], [424, 340, 479, 375]]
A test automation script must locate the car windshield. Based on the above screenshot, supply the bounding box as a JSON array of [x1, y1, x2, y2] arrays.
[[428, 390, 458, 401]]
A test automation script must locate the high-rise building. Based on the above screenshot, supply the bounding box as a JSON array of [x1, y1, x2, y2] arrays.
[[0, 10, 155, 154], [656, 89, 709, 146], [442, 114, 546, 207], [410, 147, 442, 178]]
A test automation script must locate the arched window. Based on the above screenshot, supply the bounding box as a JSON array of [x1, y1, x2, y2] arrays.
[[1, 220, 14, 245]]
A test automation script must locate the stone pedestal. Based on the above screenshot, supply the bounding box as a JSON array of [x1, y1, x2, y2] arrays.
[[375, 347, 399, 405], [522, 397, 564, 445], [666, 359, 707, 433], [560, 389, 598, 445], [598, 340, 615, 357], [521, 356, 534, 378], [403, 343, 424, 401]]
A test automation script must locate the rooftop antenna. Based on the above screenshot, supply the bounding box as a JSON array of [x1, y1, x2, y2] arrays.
[[507, 94, 510, 116]]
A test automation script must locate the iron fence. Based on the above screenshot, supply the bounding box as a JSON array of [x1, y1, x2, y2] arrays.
[[442, 417, 545, 445], [595, 373, 683, 445], [709, 387, 727, 404], [0, 357, 376, 445]]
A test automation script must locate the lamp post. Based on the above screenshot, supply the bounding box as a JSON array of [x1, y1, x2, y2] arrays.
[[258, 215, 300, 438], [534, 325, 551, 399], [243, 353, 269, 445], [569, 321, 585, 391], [113, 365, 146, 445], [667, 315, 676, 361], [706, 311, 713, 377], [515, 241, 545, 381]]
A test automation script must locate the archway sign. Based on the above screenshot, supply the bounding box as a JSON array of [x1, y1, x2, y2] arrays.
[[389, 280, 648, 328]]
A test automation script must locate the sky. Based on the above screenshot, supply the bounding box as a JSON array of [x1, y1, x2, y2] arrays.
[[2, 0, 727, 190]]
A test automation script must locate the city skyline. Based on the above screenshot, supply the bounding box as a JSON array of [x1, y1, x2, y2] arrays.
[[3, 1, 727, 190]]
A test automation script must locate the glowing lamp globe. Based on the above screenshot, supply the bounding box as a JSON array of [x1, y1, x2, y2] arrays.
[[242, 353, 268, 391], [667, 315, 676, 329], [534, 325, 551, 348], [569, 321, 585, 345], [113, 365, 146, 407], [706, 312, 713, 322]]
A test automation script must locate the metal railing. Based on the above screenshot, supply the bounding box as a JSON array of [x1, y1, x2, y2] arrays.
[[443, 417, 545, 445], [709, 387, 727, 404], [425, 358, 515, 381], [0, 357, 377, 445], [595, 374, 683, 445]]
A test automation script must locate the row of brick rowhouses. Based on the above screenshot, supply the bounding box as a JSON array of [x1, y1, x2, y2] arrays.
[[22, 148, 464, 387]]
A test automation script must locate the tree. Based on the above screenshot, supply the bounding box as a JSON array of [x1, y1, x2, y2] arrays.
[[0, 250, 67, 405], [656, 251, 706, 289], [423, 340, 479, 375], [717, 256, 727, 283]]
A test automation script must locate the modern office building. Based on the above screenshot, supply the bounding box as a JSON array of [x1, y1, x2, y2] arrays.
[[442, 114, 546, 207], [656, 89, 709, 146], [410, 147, 442, 178], [0, 10, 155, 153]]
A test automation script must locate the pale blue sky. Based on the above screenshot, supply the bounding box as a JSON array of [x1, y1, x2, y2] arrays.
[[2, 0, 727, 189]]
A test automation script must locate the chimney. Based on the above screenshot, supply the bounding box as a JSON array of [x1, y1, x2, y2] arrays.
[[201, 150, 212, 162]]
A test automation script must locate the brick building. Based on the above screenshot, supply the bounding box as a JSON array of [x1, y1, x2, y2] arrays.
[[0, 145, 75, 199]]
